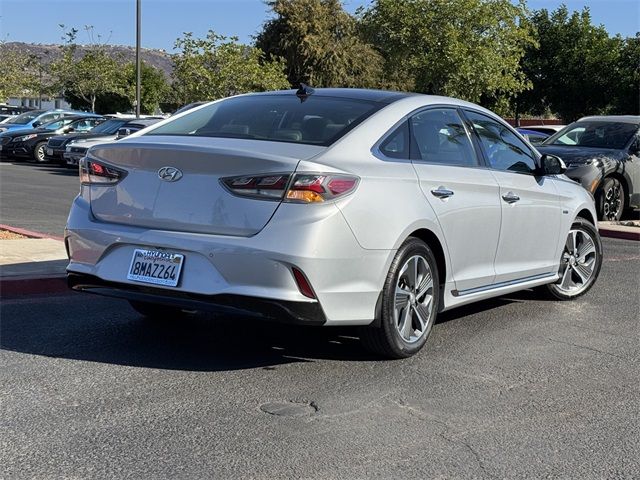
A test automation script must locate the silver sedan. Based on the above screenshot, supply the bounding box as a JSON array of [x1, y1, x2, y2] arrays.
[[66, 88, 602, 358]]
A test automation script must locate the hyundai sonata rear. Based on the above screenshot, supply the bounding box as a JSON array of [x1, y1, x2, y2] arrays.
[[66, 88, 601, 358]]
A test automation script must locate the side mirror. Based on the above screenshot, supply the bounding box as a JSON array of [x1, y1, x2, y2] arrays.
[[116, 127, 131, 139], [32, 121, 41, 128], [540, 154, 566, 175]]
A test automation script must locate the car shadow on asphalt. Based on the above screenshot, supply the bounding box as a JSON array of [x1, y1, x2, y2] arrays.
[[0, 290, 533, 372], [2, 160, 76, 176]]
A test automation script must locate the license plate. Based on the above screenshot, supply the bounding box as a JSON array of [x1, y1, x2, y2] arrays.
[[126, 249, 184, 287], [46, 148, 53, 156]]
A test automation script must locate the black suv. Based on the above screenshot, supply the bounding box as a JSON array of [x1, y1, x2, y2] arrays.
[[538, 116, 640, 220]]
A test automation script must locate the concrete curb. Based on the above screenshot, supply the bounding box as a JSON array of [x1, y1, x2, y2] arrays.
[[598, 228, 640, 241], [0, 224, 64, 242]]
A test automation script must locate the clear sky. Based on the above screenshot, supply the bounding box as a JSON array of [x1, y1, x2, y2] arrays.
[[1, 0, 638, 52]]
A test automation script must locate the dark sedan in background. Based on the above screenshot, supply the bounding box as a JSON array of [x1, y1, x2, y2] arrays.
[[538, 116, 640, 221], [45, 116, 137, 163], [0, 115, 104, 162]]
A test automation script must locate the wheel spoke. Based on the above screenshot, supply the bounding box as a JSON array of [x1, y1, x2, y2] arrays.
[[416, 270, 433, 299], [395, 286, 410, 310], [400, 305, 413, 340], [560, 265, 573, 290], [565, 231, 576, 254], [573, 263, 592, 284], [413, 304, 428, 331], [577, 239, 595, 263], [411, 257, 419, 290]]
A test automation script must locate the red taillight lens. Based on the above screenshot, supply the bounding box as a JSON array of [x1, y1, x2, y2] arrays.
[[80, 158, 125, 185], [221, 172, 359, 203], [285, 174, 359, 203], [221, 174, 291, 200]]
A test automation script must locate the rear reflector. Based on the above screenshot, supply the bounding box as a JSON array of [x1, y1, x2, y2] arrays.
[[292, 267, 316, 299]]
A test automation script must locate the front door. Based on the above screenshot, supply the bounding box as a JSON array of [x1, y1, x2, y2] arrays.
[[464, 110, 562, 283]]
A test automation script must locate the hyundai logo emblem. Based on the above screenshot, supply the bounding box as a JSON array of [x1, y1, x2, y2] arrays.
[[158, 166, 183, 182]]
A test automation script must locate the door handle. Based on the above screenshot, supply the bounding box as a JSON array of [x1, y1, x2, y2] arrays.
[[431, 187, 454, 199], [502, 192, 520, 204]]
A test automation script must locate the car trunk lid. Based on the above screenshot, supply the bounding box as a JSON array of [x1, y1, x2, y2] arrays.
[[88, 136, 325, 236]]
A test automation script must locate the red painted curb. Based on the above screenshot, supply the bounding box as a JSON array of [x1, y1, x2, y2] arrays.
[[0, 276, 71, 298], [0, 224, 64, 242], [599, 228, 640, 241]]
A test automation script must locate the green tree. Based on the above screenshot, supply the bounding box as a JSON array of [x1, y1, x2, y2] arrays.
[[358, 0, 535, 111], [518, 6, 622, 121], [612, 34, 639, 115], [122, 61, 169, 114], [256, 0, 384, 88], [171, 31, 289, 105], [51, 26, 123, 112], [0, 42, 39, 101]]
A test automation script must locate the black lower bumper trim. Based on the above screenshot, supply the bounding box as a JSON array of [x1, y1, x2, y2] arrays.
[[67, 273, 326, 326]]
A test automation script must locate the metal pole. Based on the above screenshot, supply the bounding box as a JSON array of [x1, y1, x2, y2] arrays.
[[135, 0, 141, 118]]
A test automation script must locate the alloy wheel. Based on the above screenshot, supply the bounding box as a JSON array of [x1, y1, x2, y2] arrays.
[[555, 228, 598, 295], [394, 255, 434, 343], [35, 144, 46, 162], [603, 181, 622, 221]]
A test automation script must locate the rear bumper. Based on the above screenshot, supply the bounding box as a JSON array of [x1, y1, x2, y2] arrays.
[[68, 272, 327, 325], [65, 195, 393, 325]]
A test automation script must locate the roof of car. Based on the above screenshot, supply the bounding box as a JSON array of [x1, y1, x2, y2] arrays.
[[252, 88, 418, 104], [578, 115, 640, 124]]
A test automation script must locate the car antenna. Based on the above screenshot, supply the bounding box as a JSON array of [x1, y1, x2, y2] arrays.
[[296, 83, 315, 102]]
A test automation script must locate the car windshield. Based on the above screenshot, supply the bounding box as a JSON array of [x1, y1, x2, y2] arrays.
[[545, 121, 638, 149], [5, 110, 44, 124], [89, 118, 130, 134], [146, 94, 383, 146], [42, 118, 74, 131]]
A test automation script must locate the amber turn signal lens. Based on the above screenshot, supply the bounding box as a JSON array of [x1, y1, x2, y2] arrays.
[[285, 190, 325, 203]]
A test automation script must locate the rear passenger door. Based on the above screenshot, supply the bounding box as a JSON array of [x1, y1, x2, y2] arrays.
[[410, 108, 502, 292], [463, 110, 562, 283]]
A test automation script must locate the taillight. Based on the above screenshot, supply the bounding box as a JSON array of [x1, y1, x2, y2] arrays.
[[220, 172, 359, 203], [79, 158, 126, 185], [292, 267, 316, 299], [221, 174, 291, 200], [285, 174, 359, 203]]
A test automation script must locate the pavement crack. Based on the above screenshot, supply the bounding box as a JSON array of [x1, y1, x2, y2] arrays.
[[437, 431, 498, 480], [544, 337, 625, 360]]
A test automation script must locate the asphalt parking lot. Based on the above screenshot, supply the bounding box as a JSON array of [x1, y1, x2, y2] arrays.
[[1, 238, 638, 479]]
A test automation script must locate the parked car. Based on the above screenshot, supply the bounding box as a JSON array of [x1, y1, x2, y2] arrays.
[[0, 109, 94, 134], [172, 101, 208, 116], [0, 115, 104, 162], [66, 88, 601, 359], [516, 128, 550, 146], [538, 115, 640, 221], [46, 117, 137, 164], [0, 114, 15, 124], [63, 118, 163, 168], [522, 125, 566, 136]]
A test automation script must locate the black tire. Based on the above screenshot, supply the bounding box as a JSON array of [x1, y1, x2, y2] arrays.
[[32, 141, 47, 163], [597, 177, 624, 221], [359, 237, 440, 359], [543, 218, 603, 300], [128, 300, 189, 318]]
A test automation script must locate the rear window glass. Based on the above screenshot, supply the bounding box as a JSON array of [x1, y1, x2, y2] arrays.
[[146, 94, 383, 146]]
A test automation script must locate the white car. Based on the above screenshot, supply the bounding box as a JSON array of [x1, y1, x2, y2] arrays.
[[66, 88, 602, 358]]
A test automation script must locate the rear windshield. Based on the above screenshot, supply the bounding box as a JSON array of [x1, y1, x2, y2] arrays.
[[90, 118, 130, 134], [545, 121, 638, 149], [5, 110, 44, 124], [146, 94, 383, 146]]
